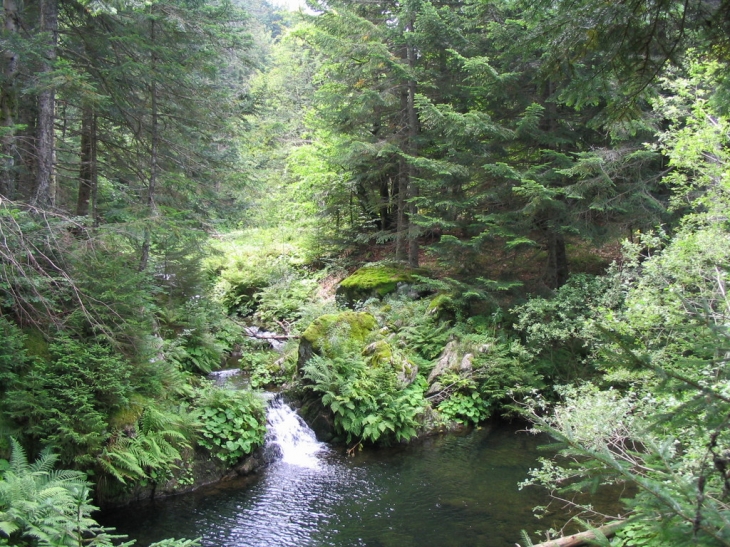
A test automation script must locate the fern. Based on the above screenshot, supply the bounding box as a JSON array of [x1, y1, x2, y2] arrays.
[[0, 439, 133, 547], [98, 404, 193, 487], [303, 352, 426, 445]]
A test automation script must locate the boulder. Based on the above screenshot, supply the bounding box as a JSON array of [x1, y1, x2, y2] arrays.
[[426, 341, 489, 396], [335, 265, 428, 306], [427, 339, 461, 384], [362, 340, 419, 386], [297, 311, 378, 369]]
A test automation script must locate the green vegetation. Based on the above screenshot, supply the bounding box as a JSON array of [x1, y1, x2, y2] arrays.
[[336, 265, 424, 304], [303, 353, 426, 445], [0, 440, 197, 547], [193, 388, 266, 465], [300, 311, 378, 356], [1, 0, 729, 544]]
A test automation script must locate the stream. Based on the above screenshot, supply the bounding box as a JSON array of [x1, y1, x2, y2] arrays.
[[100, 396, 585, 547]]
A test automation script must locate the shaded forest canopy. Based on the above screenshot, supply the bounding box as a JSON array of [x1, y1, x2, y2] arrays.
[[1, 0, 730, 545]]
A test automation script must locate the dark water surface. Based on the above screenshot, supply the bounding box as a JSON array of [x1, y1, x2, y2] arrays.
[[100, 419, 579, 547]]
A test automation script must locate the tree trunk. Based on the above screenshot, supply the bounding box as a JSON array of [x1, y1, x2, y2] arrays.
[[140, 15, 159, 272], [405, 17, 419, 268], [545, 229, 569, 289], [32, 0, 58, 207], [17, 105, 37, 200], [1, 0, 20, 198], [529, 521, 624, 547], [76, 106, 97, 216], [395, 89, 409, 262], [379, 177, 392, 231]]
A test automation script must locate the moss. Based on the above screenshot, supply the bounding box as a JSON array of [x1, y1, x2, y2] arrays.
[[108, 394, 147, 430], [301, 311, 377, 354], [362, 340, 393, 367], [340, 266, 411, 294], [427, 293, 453, 313], [336, 265, 428, 305]]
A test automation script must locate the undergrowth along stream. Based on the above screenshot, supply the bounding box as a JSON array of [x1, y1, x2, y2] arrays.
[[101, 400, 588, 547]]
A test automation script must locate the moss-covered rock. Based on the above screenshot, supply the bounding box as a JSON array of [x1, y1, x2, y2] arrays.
[[362, 340, 418, 385], [297, 311, 378, 368], [335, 265, 427, 306], [426, 293, 458, 321]]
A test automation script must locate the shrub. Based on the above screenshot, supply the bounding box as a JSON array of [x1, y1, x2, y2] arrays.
[[0, 439, 200, 547], [512, 273, 624, 382], [2, 335, 134, 467]]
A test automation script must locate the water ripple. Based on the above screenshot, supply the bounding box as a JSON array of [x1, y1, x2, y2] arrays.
[[102, 405, 598, 547]]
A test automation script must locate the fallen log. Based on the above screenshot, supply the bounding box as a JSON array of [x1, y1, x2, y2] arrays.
[[243, 327, 293, 340], [525, 521, 625, 547]]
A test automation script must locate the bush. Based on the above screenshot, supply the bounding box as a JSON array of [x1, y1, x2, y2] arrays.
[[0, 439, 200, 547], [97, 403, 195, 491], [159, 297, 241, 375], [512, 273, 624, 382], [2, 335, 134, 467]]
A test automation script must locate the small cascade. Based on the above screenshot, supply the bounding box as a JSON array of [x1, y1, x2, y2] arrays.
[[266, 396, 327, 469], [208, 368, 250, 389]]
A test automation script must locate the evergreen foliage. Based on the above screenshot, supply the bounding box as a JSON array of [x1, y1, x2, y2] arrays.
[[519, 57, 730, 546], [2, 0, 730, 543]]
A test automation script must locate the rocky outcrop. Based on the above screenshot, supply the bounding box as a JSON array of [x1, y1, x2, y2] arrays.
[[362, 340, 419, 386], [426, 339, 490, 398]]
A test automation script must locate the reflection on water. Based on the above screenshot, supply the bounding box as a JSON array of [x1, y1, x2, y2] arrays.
[[101, 407, 581, 547]]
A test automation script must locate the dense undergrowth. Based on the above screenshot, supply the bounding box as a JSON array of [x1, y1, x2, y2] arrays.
[[0, 10, 728, 547], [3, 194, 729, 545]]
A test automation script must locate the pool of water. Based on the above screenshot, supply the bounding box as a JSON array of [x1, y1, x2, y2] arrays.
[[100, 411, 577, 547]]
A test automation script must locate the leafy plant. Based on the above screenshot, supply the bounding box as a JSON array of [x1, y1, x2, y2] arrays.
[[193, 388, 266, 465], [253, 274, 318, 328], [366, 296, 452, 362], [160, 298, 240, 375], [2, 335, 134, 467], [0, 439, 132, 547], [438, 391, 490, 425], [512, 273, 624, 382], [0, 439, 200, 547], [303, 353, 426, 445], [97, 403, 194, 490]]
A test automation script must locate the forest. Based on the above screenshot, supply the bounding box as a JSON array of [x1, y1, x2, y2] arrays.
[[0, 0, 729, 544]]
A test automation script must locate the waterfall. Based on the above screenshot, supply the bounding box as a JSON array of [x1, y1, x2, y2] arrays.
[[265, 396, 327, 469]]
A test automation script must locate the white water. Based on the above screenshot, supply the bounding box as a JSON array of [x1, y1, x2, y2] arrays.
[[265, 397, 328, 469]]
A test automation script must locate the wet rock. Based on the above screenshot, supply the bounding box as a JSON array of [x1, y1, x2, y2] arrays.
[[100, 447, 265, 508]]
